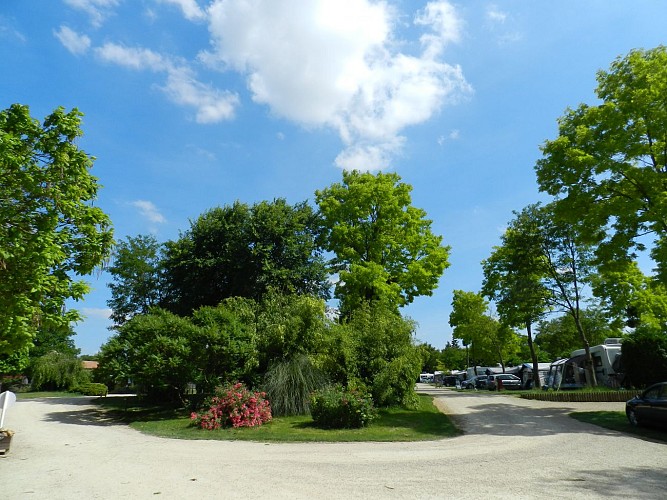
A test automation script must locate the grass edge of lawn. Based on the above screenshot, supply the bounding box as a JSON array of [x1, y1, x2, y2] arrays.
[[569, 411, 667, 444], [100, 393, 461, 443]]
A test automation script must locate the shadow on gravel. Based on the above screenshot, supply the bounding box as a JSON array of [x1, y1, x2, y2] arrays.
[[24, 397, 127, 427], [450, 401, 622, 437], [555, 466, 667, 498]]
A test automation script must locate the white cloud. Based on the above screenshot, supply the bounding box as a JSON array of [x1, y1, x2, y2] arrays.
[[81, 307, 112, 320], [204, 0, 471, 170], [130, 200, 166, 224], [437, 129, 459, 145], [95, 42, 238, 122], [95, 42, 169, 71], [486, 5, 507, 24], [54, 26, 91, 55], [0, 17, 27, 43], [158, 0, 206, 21], [64, 0, 120, 27]]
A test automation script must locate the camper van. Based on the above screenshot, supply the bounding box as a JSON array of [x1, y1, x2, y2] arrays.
[[570, 338, 623, 387], [546, 338, 623, 390]]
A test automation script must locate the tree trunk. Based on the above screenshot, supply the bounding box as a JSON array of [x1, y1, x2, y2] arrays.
[[526, 321, 541, 389], [574, 315, 597, 387]]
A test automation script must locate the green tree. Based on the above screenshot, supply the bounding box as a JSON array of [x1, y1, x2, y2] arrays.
[[316, 170, 450, 316], [535, 310, 614, 360], [535, 46, 667, 280], [449, 290, 504, 371], [321, 303, 421, 408], [162, 199, 329, 315], [482, 206, 552, 388], [417, 343, 440, 373], [621, 326, 667, 387], [537, 203, 600, 385], [98, 309, 200, 401], [591, 261, 667, 331], [107, 234, 164, 325], [31, 351, 88, 391], [0, 104, 113, 353], [440, 339, 467, 371]]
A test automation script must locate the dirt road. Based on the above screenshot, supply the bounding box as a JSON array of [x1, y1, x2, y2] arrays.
[[1, 387, 665, 499]]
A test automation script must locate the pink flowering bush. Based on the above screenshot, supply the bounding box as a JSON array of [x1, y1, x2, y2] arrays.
[[190, 382, 272, 430]]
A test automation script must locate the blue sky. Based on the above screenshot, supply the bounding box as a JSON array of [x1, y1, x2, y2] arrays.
[[2, 1, 667, 355]]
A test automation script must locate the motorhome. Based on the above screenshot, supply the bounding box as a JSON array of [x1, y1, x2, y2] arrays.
[[570, 338, 623, 387], [545, 338, 623, 389]]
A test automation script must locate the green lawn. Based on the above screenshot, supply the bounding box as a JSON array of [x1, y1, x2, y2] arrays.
[[96, 393, 460, 442], [16, 391, 80, 399], [570, 411, 667, 443]]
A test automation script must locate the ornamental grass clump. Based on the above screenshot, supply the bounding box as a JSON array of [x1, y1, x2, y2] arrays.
[[310, 385, 377, 429], [191, 382, 272, 430]]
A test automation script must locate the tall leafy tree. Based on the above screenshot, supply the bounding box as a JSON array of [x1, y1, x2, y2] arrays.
[[107, 234, 164, 325], [535, 46, 667, 279], [0, 104, 113, 353], [538, 203, 600, 385], [316, 170, 450, 316], [590, 260, 667, 331], [162, 199, 329, 315], [535, 310, 613, 360], [449, 290, 507, 371], [482, 205, 551, 387]]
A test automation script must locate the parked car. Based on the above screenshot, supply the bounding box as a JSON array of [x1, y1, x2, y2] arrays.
[[461, 375, 488, 390], [487, 373, 522, 391], [626, 382, 667, 428]]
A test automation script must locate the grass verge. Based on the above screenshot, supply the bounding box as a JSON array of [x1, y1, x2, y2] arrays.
[[570, 411, 667, 443], [16, 391, 81, 399], [96, 394, 460, 442]]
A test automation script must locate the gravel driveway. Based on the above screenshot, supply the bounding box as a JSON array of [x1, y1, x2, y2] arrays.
[[1, 386, 666, 499]]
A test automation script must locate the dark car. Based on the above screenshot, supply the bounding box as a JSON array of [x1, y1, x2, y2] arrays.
[[461, 375, 488, 389], [626, 382, 667, 428], [487, 373, 522, 391]]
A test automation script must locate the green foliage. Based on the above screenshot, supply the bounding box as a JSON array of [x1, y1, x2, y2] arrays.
[[190, 301, 259, 392], [254, 291, 329, 372], [621, 327, 667, 388], [97, 293, 331, 401], [440, 340, 467, 371], [162, 199, 329, 315], [310, 385, 377, 429], [98, 310, 199, 402], [263, 354, 327, 417], [449, 290, 508, 367], [0, 348, 30, 375], [535, 46, 667, 280], [417, 343, 440, 373], [75, 382, 108, 396], [0, 104, 113, 354], [323, 303, 421, 407], [107, 234, 164, 325], [535, 310, 616, 360], [591, 261, 667, 331], [482, 205, 551, 330], [316, 170, 449, 316], [31, 352, 89, 391]]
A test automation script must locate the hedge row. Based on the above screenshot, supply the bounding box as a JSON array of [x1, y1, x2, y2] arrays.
[[520, 390, 641, 402]]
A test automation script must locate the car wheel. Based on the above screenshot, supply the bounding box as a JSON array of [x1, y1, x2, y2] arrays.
[[626, 408, 640, 427]]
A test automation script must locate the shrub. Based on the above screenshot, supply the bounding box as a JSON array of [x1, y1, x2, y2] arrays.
[[191, 382, 272, 430], [310, 385, 377, 429], [75, 383, 108, 396], [30, 352, 89, 391], [622, 326, 667, 387], [263, 354, 328, 417]]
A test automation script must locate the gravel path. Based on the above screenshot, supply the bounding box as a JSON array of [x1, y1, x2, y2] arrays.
[[1, 386, 666, 499]]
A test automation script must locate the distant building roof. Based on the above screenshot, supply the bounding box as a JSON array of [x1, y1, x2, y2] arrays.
[[81, 361, 99, 370]]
